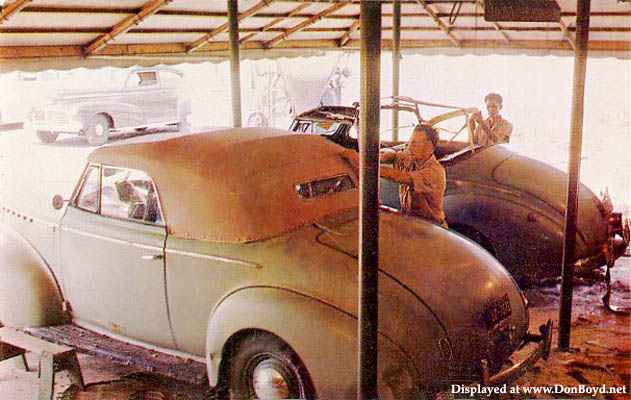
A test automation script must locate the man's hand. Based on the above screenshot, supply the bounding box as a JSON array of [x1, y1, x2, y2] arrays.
[[379, 147, 397, 163], [471, 110, 484, 123]]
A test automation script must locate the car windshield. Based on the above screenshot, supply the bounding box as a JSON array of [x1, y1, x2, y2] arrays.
[[293, 119, 347, 135], [379, 108, 421, 142], [380, 100, 473, 144]]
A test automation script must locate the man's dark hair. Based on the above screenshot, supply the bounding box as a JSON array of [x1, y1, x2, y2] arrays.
[[484, 92, 503, 105], [414, 124, 439, 148]]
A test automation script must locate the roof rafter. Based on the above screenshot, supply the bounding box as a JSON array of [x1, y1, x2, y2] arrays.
[[186, 0, 273, 54], [264, 2, 349, 48], [240, 2, 311, 45], [558, 18, 576, 50], [413, 0, 460, 46], [339, 19, 360, 47], [85, 0, 173, 55], [0, 0, 33, 24], [475, 1, 510, 43]]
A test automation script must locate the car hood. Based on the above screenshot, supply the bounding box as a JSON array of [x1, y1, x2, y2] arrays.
[[491, 151, 608, 254], [315, 210, 528, 372]]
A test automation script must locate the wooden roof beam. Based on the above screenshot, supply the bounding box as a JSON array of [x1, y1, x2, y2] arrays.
[[559, 18, 576, 50], [1, 25, 628, 35], [264, 2, 349, 48], [186, 0, 273, 53], [339, 19, 360, 47], [240, 2, 311, 45], [1, 40, 630, 60], [0, 0, 33, 24], [476, 1, 510, 43], [1, 25, 629, 34], [413, 0, 460, 46], [85, 0, 173, 55]]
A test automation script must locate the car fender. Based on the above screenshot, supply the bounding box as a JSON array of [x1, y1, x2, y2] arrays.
[[206, 286, 414, 398], [444, 191, 584, 279], [0, 223, 67, 328], [75, 101, 146, 129]]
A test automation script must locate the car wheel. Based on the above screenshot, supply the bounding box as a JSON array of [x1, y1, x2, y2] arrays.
[[247, 112, 268, 128], [227, 331, 314, 400], [36, 130, 59, 144], [86, 114, 111, 146]]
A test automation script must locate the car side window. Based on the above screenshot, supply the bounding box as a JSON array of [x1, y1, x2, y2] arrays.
[[126, 71, 158, 88], [137, 71, 158, 87], [295, 174, 356, 199], [100, 166, 164, 226], [76, 165, 101, 213], [160, 70, 182, 87]]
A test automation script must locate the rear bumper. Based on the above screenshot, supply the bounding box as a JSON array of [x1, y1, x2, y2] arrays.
[[482, 320, 553, 386], [576, 212, 630, 271]]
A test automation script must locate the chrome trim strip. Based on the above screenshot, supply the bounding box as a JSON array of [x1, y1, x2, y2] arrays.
[[448, 179, 521, 198], [165, 248, 260, 269], [61, 226, 163, 252]]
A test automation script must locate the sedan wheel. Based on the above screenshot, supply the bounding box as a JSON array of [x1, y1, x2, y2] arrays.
[[228, 332, 313, 400], [86, 114, 111, 146]]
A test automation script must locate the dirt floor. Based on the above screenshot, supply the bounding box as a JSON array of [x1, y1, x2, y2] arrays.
[[507, 257, 631, 400]]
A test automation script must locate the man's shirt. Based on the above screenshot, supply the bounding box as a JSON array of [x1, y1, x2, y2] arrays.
[[393, 151, 447, 227], [473, 116, 513, 146]]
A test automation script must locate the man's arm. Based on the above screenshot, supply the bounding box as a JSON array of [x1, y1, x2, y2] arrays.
[[472, 111, 493, 137], [380, 148, 397, 163], [379, 165, 412, 185]]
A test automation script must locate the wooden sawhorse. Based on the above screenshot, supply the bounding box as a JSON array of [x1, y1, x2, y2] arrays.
[[0, 327, 84, 400]]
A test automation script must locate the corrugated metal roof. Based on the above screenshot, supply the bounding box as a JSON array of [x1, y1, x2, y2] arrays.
[[1, 0, 629, 71]]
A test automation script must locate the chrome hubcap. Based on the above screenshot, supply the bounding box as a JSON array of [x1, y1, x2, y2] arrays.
[[95, 123, 105, 136], [252, 361, 290, 400]]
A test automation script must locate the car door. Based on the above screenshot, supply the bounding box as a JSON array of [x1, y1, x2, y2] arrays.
[[158, 70, 183, 121], [123, 70, 166, 124], [60, 164, 175, 349]]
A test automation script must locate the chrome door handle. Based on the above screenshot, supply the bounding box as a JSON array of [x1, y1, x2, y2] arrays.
[[141, 254, 164, 260]]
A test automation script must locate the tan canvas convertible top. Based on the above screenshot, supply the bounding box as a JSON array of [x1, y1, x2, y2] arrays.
[[89, 128, 358, 243]]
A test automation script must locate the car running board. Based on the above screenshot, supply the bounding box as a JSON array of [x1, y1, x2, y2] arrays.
[[25, 324, 207, 385], [110, 120, 181, 134]]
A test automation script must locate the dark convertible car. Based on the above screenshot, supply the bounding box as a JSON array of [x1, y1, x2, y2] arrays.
[[289, 98, 629, 284]]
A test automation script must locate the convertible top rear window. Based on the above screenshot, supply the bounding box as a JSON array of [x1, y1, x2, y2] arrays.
[[295, 174, 355, 199]]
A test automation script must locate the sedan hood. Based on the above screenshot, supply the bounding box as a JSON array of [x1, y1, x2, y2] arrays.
[[492, 152, 607, 255], [316, 211, 528, 372]]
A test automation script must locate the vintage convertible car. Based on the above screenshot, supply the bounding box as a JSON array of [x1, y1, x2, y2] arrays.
[[29, 67, 191, 146], [0, 128, 551, 399], [289, 98, 629, 284]]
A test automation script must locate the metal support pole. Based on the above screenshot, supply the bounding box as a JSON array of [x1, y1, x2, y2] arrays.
[[392, 0, 401, 142], [558, 0, 591, 350], [228, 0, 242, 128], [358, 2, 381, 400]]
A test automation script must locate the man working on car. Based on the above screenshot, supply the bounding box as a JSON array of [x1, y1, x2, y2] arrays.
[[470, 92, 512, 146], [380, 124, 447, 227], [342, 124, 447, 227]]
